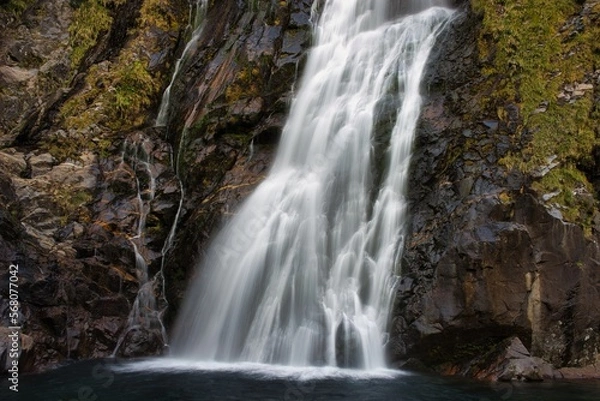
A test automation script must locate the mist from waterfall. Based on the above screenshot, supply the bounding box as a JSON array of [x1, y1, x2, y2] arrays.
[[171, 0, 453, 369]]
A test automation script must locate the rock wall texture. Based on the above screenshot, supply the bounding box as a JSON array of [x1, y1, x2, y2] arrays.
[[0, 0, 312, 372], [392, 0, 600, 378], [0, 0, 598, 379]]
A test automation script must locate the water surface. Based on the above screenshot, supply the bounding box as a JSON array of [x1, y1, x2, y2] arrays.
[[8, 358, 600, 401]]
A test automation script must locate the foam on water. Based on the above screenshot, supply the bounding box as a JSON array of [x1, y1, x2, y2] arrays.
[[111, 358, 407, 380]]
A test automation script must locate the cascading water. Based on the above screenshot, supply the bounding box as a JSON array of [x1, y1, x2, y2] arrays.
[[155, 0, 209, 259], [172, 0, 453, 368], [127, 0, 210, 352], [113, 137, 168, 356]]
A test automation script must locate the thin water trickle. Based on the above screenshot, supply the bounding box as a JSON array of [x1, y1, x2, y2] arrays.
[[139, 0, 210, 352], [156, 0, 209, 127], [172, 1, 454, 368], [113, 138, 167, 356]]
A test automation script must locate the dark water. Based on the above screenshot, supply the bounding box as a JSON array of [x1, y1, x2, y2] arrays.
[[4, 358, 600, 401]]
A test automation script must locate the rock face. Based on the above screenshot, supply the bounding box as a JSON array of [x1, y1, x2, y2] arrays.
[[0, 0, 599, 378], [0, 0, 312, 372], [0, 0, 195, 371], [159, 0, 315, 318], [437, 336, 560, 381], [391, 0, 600, 377]]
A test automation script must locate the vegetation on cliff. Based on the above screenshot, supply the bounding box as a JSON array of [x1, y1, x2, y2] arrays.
[[472, 0, 600, 229], [43, 0, 183, 161], [69, 0, 114, 67], [0, 0, 35, 15]]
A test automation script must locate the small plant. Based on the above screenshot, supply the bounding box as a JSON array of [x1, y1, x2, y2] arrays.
[[110, 59, 160, 126], [139, 0, 180, 32], [51, 186, 93, 226], [225, 65, 262, 103]]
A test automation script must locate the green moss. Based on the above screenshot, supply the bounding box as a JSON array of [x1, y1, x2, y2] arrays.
[[56, 55, 161, 156], [60, 0, 179, 133], [69, 0, 113, 67], [139, 0, 181, 32], [473, 0, 600, 227], [43, 136, 80, 162], [110, 59, 160, 127], [51, 187, 93, 225], [0, 0, 35, 15], [68, 1, 137, 68], [39, 0, 184, 163], [225, 65, 262, 103], [532, 166, 595, 230], [473, 1, 573, 109]]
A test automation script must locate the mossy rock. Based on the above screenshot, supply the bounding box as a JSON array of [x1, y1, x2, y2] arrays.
[[472, 0, 600, 229]]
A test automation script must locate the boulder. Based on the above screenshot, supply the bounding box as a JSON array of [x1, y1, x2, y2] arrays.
[[444, 336, 561, 381]]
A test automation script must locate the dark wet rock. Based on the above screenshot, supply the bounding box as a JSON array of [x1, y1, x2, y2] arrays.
[[162, 0, 313, 321], [395, 358, 432, 373], [438, 336, 561, 381], [118, 327, 164, 358], [559, 364, 600, 380], [27, 152, 55, 177], [391, 1, 600, 379], [89, 296, 130, 319], [335, 318, 364, 369], [0, 0, 73, 142]]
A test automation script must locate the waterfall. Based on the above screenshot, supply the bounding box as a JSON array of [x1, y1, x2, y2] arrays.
[[172, 1, 453, 369]]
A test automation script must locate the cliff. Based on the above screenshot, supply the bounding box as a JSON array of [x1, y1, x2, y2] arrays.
[[393, 0, 600, 379], [0, 0, 598, 379], [0, 0, 313, 371]]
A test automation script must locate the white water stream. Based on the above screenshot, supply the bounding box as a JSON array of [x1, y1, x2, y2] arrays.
[[172, 1, 453, 368]]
